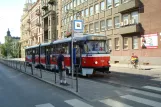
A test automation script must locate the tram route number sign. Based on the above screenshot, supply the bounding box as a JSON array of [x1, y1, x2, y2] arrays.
[[73, 20, 83, 38]]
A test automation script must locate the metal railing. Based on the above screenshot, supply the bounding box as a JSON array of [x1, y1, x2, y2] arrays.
[[0, 58, 78, 92]]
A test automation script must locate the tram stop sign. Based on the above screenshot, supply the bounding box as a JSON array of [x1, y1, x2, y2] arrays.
[[73, 20, 84, 38]]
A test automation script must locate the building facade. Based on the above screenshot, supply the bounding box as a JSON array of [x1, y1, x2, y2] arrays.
[[60, 0, 161, 65], [20, 0, 43, 58]]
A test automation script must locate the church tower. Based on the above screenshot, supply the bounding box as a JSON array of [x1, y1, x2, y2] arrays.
[[6, 28, 11, 37]]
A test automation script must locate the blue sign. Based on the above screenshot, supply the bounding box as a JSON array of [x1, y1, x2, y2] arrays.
[[73, 20, 84, 32]]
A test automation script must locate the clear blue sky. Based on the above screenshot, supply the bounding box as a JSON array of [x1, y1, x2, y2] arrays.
[[0, 0, 36, 43]]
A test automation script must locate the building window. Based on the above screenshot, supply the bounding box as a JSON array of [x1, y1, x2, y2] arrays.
[[100, 20, 105, 31], [70, 16, 73, 20], [100, 1, 105, 11], [107, 39, 112, 49], [81, 10, 84, 17], [74, 0, 76, 7], [122, 14, 129, 25], [62, 7, 64, 13], [85, 8, 88, 17], [106, 18, 112, 30], [81, 0, 84, 3], [107, 0, 112, 9], [115, 38, 120, 50], [70, 2, 73, 9], [94, 4, 99, 14], [77, 0, 80, 5], [114, 0, 120, 7], [123, 37, 128, 50], [133, 36, 138, 49], [89, 6, 93, 16], [94, 22, 99, 32], [84, 25, 88, 33], [131, 11, 139, 24], [64, 18, 66, 25], [122, 0, 129, 3], [114, 16, 120, 28], [89, 23, 94, 33], [66, 4, 69, 10], [64, 5, 66, 12]]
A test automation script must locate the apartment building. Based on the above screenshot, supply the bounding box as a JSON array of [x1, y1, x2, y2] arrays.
[[20, 0, 42, 58], [60, 0, 161, 65]]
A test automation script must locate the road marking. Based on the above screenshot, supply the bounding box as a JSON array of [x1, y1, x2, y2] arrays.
[[142, 86, 161, 92], [65, 99, 93, 107], [100, 99, 133, 107], [127, 89, 161, 99], [35, 103, 55, 107], [121, 95, 161, 107]]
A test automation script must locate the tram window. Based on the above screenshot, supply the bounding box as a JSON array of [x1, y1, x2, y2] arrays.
[[84, 44, 89, 53], [41, 47, 45, 55], [62, 43, 69, 54]]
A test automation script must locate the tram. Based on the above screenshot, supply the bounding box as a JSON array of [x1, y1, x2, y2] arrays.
[[25, 34, 111, 76]]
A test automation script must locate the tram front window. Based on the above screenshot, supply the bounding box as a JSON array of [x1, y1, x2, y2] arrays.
[[86, 41, 108, 54]]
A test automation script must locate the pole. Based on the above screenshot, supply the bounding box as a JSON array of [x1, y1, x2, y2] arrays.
[[71, 20, 74, 88], [71, 0, 74, 88]]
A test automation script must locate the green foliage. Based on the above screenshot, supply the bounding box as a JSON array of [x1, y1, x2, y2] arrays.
[[0, 36, 21, 58]]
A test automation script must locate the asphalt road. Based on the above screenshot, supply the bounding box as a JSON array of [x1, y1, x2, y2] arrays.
[[1, 62, 161, 107], [0, 63, 93, 107]]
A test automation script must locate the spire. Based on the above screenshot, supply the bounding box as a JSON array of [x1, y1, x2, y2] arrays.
[[7, 28, 11, 37]]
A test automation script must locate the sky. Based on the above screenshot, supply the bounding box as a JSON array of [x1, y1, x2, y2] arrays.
[[0, 0, 36, 43]]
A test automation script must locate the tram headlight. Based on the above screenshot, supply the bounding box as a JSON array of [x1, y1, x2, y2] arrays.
[[94, 61, 98, 64]]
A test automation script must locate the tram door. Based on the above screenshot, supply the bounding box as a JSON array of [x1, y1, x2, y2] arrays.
[[32, 49, 35, 64], [45, 46, 50, 69]]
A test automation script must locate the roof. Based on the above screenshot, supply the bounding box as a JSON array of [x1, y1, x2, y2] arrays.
[[52, 34, 106, 44], [25, 45, 39, 49]]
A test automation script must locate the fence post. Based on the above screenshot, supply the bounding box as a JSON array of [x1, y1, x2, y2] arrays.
[[25, 62, 27, 72], [16, 61, 17, 69], [55, 71, 56, 84], [20, 61, 21, 70], [76, 66, 78, 92], [31, 64, 33, 75], [40, 66, 42, 78]]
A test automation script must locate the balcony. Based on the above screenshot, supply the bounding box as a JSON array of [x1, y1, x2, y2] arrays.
[[48, 0, 56, 5], [27, 19, 30, 23], [36, 9, 41, 16], [36, 23, 41, 27], [119, 24, 141, 35], [118, 0, 140, 13], [42, 5, 48, 11], [33, 33, 37, 37]]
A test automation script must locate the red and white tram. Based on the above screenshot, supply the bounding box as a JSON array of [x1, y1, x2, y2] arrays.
[[25, 34, 111, 76]]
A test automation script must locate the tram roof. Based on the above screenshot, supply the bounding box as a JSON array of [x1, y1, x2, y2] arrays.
[[25, 45, 39, 49], [52, 34, 106, 44], [40, 42, 51, 47]]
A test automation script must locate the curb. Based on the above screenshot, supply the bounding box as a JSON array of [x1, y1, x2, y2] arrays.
[[0, 62, 86, 101]]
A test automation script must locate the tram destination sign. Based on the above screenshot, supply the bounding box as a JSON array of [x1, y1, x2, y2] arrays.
[[73, 20, 84, 38]]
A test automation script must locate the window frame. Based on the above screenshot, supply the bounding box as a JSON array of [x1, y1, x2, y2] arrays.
[[132, 36, 138, 49], [106, 18, 112, 30], [89, 6, 94, 16], [100, 20, 105, 31], [94, 22, 99, 32], [115, 38, 120, 50], [107, 0, 112, 9], [100, 1, 105, 12], [114, 16, 120, 28], [123, 37, 128, 50], [94, 4, 99, 14]]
